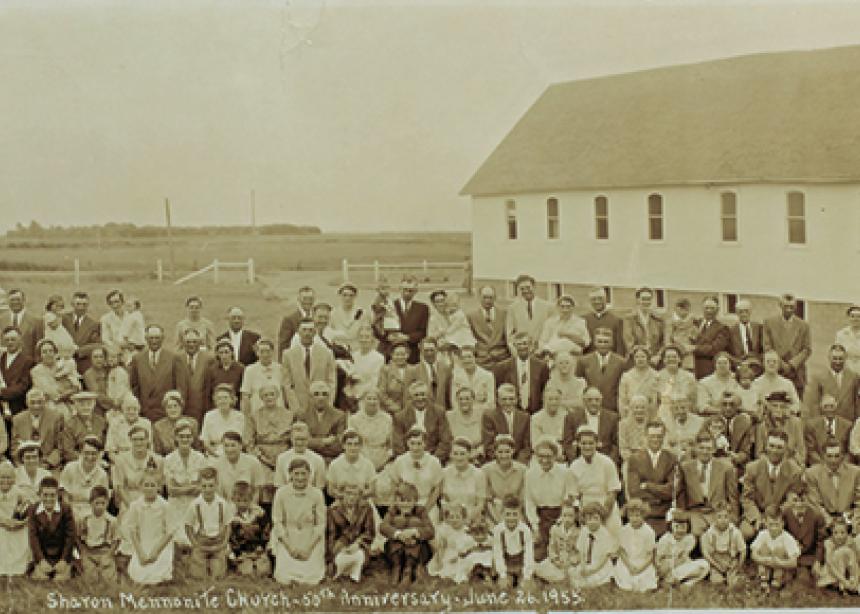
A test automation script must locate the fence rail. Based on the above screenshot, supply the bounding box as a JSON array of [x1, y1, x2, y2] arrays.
[[341, 258, 469, 286], [170, 259, 255, 285]]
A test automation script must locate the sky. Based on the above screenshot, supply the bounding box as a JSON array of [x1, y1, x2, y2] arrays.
[[2, 0, 860, 232]]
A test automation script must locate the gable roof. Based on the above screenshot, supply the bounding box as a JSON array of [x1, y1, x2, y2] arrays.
[[461, 45, 860, 197]]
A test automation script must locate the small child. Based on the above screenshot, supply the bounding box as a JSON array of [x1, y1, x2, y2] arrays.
[[705, 417, 730, 459], [43, 313, 78, 367], [380, 483, 435, 587], [572, 502, 616, 589], [701, 501, 746, 586], [751, 504, 800, 591], [104, 348, 131, 422], [491, 495, 535, 589], [327, 483, 376, 582], [76, 485, 119, 583], [228, 480, 271, 577], [614, 498, 657, 592], [0, 461, 30, 576], [667, 299, 697, 371], [440, 294, 477, 351], [782, 484, 826, 585], [429, 502, 492, 584], [534, 501, 580, 583], [28, 476, 76, 582], [127, 468, 173, 585], [105, 395, 152, 461], [656, 510, 709, 587], [814, 517, 859, 594], [736, 364, 761, 420], [185, 466, 233, 581]]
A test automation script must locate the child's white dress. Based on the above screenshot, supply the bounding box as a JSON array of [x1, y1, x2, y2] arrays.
[[614, 523, 657, 591], [428, 522, 492, 583], [126, 495, 174, 585], [0, 485, 30, 575]]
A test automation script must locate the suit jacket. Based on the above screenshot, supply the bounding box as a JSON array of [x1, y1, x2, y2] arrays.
[[129, 348, 189, 422], [783, 505, 826, 564], [0, 351, 33, 415], [622, 312, 665, 358], [561, 408, 619, 465], [281, 344, 336, 414], [583, 310, 626, 355], [725, 412, 754, 467], [327, 500, 375, 556], [692, 318, 730, 379], [60, 413, 107, 463], [28, 502, 76, 563], [300, 405, 346, 461], [392, 403, 452, 463], [277, 307, 310, 360], [202, 361, 245, 413], [803, 367, 859, 421], [481, 407, 530, 463], [494, 356, 550, 414], [804, 416, 852, 465], [395, 299, 429, 364], [763, 315, 812, 387], [467, 306, 510, 367], [2, 310, 42, 359], [574, 351, 626, 411], [677, 457, 738, 515], [626, 448, 677, 518], [728, 321, 764, 366], [741, 457, 803, 521], [180, 350, 215, 422], [11, 408, 64, 466], [404, 361, 452, 409], [217, 329, 261, 367], [61, 313, 101, 374], [804, 461, 860, 517], [505, 297, 552, 354]]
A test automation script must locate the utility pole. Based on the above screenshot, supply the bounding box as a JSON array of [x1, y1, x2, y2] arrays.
[[165, 198, 176, 279]]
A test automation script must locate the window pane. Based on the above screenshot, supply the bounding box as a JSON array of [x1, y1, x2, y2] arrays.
[[595, 196, 608, 217], [726, 294, 738, 314], [788, 219, 805, 244], [655, 289, 665, 308], [649, 218, 663, 240], [603, 286, 613, 305], [787, 192, 804, 217], [721, 192, 737, 216], [548, 219, 559, 239], [722, 218, 737, 242], [596, 218, 609, 240], [648, 194, 663, 215], [796, 300, 806, 320], [547, 198, 559, 217], [506, 199, 516, 214]]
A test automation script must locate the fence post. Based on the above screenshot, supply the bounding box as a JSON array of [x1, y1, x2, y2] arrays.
[[373, 260, 380, 283], [342, 259, 349, 283], [156, 259, 164, 283], [73, 258, 80, 286], [213, 259, 220, 284], [422, 259, 428, 273], [247, 258, 255, 284]]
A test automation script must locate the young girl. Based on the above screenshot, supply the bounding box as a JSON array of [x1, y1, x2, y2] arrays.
[[126, 466, 174, 585], [429, 502, 492, 584], [105, 395, 152, 461], [381, 482, 435, 587], [701, 501, 746, 586], [572, 502, 616, 589], [0, 461, 30, 576], [42, 312, 78, 369], [814, 517, 859, 594], [666, 298, 697, 371], [228, 480, 271, 577], [656, 511, 709, 587], [105, 348, 131, 421], [751, 504, 800, 591], [327, 483, 376, 582], [614, 498, 657, 592], [534, 500, 580, 584]]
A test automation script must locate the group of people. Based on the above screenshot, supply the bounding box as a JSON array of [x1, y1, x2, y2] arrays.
[[1, 274, 860, 598]]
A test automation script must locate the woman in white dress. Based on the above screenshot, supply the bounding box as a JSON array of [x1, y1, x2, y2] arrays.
[[427, 290, 450, 345], [126, 467, 174, 585], [100, 289, 130, 355], [529, 387, 566, 462], [113, 425, 164, 555], [329, 283, 369, 351], [347, 390, 393, 471], [538, 295, 591, 357], [450, 346, 495, 414], [437, 294, 476, 354], [30, 339, 80, 421], [239, 339, 284, 416], [14, 442, 50, 505], [835, 305, 860, 374], [569, 427, 623, 541], [440, 438, 487, 525], [446, 388, 484, 462], [163, 419, 206, 545], [618, 345, 660, 420], [655, 345, 698, 422], [201, 384, 246, 457], [546, 351, 587, 412], [0, 461, 30, 576], [272, 458, 326, 586], [344, 325, 385, 402]]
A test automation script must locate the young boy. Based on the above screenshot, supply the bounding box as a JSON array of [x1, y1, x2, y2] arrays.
[[184, 466, 233, 580], [614, 498, 657, 592], [572, 502, 616, 589], [380, 483, 435, 587], [751, 504, 800, 591], [700, 500, 746, 586], [666, 298, 697, 371], [76, 485, 119, 583], [814, 517, 859, 594], [782, 483, 826, 586], [656, 510, 709, 587], [491, 495, 535, 589], [534, 500, 579, 583], [28, 476, 76, 582], [228, 480, 271, 577], [327, 483, 375, 582]]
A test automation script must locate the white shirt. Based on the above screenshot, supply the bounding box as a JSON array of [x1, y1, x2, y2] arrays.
[[647, 449, 662, 468], [699, 460, 712, 496], [585, 411, 600, 434], [414, 408, 427, 430], [4, 350, 19, 370], [148, 349, 161, 366], [228, 329, 243, 361], [517, 358, 530, 409]]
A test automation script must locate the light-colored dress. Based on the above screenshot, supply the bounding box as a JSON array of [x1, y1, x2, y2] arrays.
[[836, 326, 860, 374], [539, 314, 591, 356], [530, 409, 566, 454], [59, 460, 110, 519], [0, 485, 30, 575], [274, 449, 327, 490], [614, 522, 658, 591], [271, 484, 326, 585], [547, 373, 587, 412], [656, 367, 698, 420], [163, 449, 207, 544], [348, 410, 392, 471], [105, 417, 152, 458], [329, 307, 370, 351], [100, 311, 130, 353], [30, 362, 80, 420], [14, 466, 50, 504], [113, 451, 164, 554], [126, 495, 174, 585], [210, 453, 264, 501], [450, 366, 495, 414], [438, 310, 477, 350], [697, 373, 739, 415], [428, 522, 492, 583], [240, 361, 284, 415], [245, 406, 294, 490], [200, 409, 246, 457], [327, 453, 376, 499], [569, 452, 623, 539], [388, 452, 443, 508], [348, 350, 385, 399], [440, 464, 486, 521], [618, 367, 660, 419], [446, 409, 484, 451]]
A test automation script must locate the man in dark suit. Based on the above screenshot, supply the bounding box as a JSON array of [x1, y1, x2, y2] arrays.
[[467, 286, 510, 369], [393, 382, 452, 463], [129, 324, 189, 422], [0, 326, 33, 418], [676, 431, 739, 537], [803, 344, 859, 422], [763, 293, 812, 398], [727, 299, 764, 368], [277, 286, 315, 359], [28, 476, 75, 582], [481, 383, 530, 462], [574, 327, 625, 412], [394, 276, 429, 364], [583, 287, 625, 355], [3, 289, 41, 359], [217, 306, 260, 367], [61, 291, 101, 375], [11, 389, 64, 470], [804, 394, 852, 465], [688, 296, 730, 380], [720, 392, 753, 473], [626, 420, 677, 536], [404, 338, 452, 409], [299, 380, 346, 463], [494, 332, 550, 415], [179, 329, 215, 422], [561, 386, 619, 465]]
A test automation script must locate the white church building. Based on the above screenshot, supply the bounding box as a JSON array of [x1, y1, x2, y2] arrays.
[[460, 45, 860, 340]]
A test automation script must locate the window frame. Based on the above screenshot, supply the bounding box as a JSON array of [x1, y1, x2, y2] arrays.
[[505, 199, 518, 241], [594, 195, 609, 241], [720, 191, 738, 243], [647, 193, 664, 241], [786, 191, 806, 246], [546, 197, 560, 240]]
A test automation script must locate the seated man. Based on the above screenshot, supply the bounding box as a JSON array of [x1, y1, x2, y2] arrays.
[[804, 394, 852, 466], [561, 386, 619, 465], [626, 420, 677, 537], [393, 382, 452, 464], [481, 384, 531, 463], [805, 438, 860, 529], [300, 381, 346, 464], [676, 432, 738, 537], [11, 388, 63, 471]]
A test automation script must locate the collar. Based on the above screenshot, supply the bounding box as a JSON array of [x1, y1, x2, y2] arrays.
[[766, 459, 782, 474], [36, 501, 61, 514]]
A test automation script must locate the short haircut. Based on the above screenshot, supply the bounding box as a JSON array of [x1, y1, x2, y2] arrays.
[[161, 389, 184, 409], [185, 296, 203, 307], [645, 420, 665, 433], [1, 326, 21, 337], [36, 338, 58, 355], [695, 432, 715, 446], [232, 480, 252, 499], [502, 494, 521, 510], [199, 466, 218, 481], [39, 476, 59, 492], [340, 428, 362, 445], [593, 327, 614, 338], [222, 430, 243, 444], [767, 429, 789, 444], [128, 424, 148, 440], [830, 343, 847, 354], [764, 504, 782, 521], [72, 291, 89, 300], [89, 485, 110, 502], [105, 289, 124, 304], [420, 336, 438, 349], [580, 501, 605, 520], [712, 501, 731, 514], [629, 344, 651, 360], [514, 274, 535, 287], [215, 340, 234, 353], [298, 317, 315, 327], [824, 437, 843, 454], [785, 481, 807, 498], [451, 436, 472, 453], [82, 435, 103, 451], [635, 287, 653, 298], [288, 458, 310, 473], [406, 426, 427, 441], [623, 497, 650, 518]]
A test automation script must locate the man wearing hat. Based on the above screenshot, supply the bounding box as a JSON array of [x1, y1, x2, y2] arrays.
[[216, 306, 260, 367], [60, 391, 107, 464], [754, 391, 806, 468], [11, 388, 63, 470], [727, 299, 763, 368], [763, 293, 811, 398], [583, 287, 625, 355]]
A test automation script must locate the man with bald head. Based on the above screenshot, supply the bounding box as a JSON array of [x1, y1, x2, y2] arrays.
[[727, 299, 763, 368], [583, 287, 625, 355], [217, 306, 260, 366], [688, 296, 730, 379]]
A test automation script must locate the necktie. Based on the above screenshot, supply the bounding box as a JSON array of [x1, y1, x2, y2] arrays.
[[304, 347, 311, 378], [505, 410, 513, 433], [188, 354, 196, 372], [832, 471, 840, 493], [836, 371, 843, 389], [701, 319, 710, 333], [743, 323, 752, 354], [700, 462, 707, 483], [520, 368, 528, 409], [429, 363, 437, 397], [587, 534, 595, 564], [829, 418, 836, 436], [413, 460, 421, 470], [485, 309, 492, 325], [74, 317, 81, 332], [12, 313, 18, 328], [527, 300, 533, 320], [770, 465, 777, 482], [150, 352, 157, 366], [599, 354, 607, 373]]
